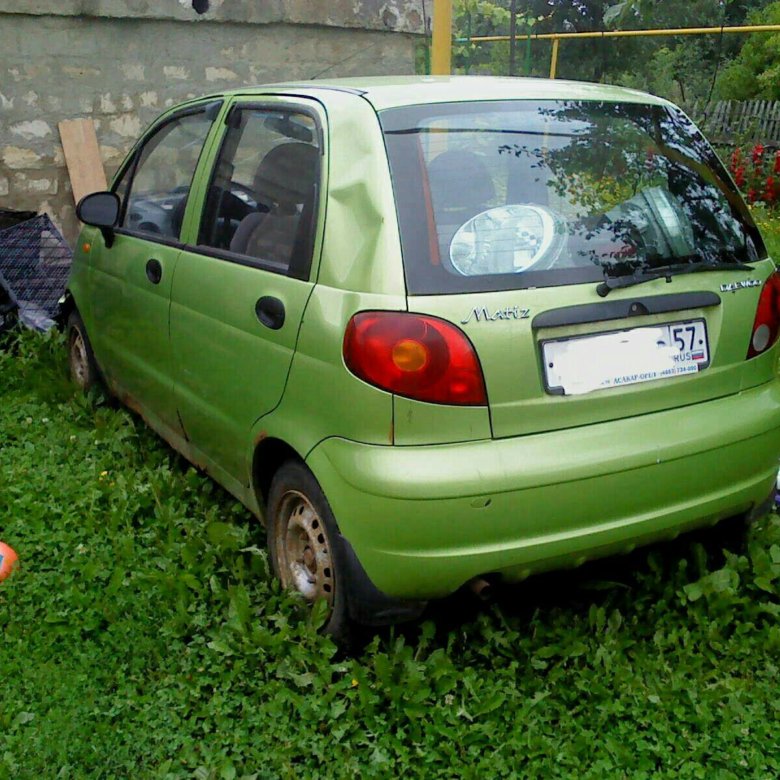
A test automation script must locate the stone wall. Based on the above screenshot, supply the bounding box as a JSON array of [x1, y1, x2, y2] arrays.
[[0, 1, 424, 244]]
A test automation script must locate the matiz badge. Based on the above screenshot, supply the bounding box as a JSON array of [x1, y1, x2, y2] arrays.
[[461, 306, 530, 324], [721, 279, 762, 293]]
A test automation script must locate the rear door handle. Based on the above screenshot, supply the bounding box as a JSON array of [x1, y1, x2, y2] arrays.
[[146, 258, 163, 285], [255, 296, 285, 330]]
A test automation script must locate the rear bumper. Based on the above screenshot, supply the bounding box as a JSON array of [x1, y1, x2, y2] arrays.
[[306, 380, 780, 600]]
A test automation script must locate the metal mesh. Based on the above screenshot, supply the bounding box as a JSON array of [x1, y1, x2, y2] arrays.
[[0, 215, 72, 329]]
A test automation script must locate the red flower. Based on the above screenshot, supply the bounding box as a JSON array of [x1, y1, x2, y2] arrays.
[[748, 187, 757, 203], [735, 165, 746, 188], [774, 150, 780, 175], [752, 143, 765, 167], [731, 147, 743, 172], [766, 175, 776, 203]]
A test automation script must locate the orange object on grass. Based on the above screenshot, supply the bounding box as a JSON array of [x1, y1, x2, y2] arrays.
[[0, 542, 19, 582]]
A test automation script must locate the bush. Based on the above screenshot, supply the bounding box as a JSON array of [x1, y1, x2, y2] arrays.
[[728, 143, 780, 207]]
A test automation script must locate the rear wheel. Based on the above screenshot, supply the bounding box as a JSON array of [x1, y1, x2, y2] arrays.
[[267, 460, 350, 641], [67, 310, 100, 391]]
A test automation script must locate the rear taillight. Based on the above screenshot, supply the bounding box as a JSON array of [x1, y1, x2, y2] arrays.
[[343, 311, 487, 405], [747, 271, 780, 359]]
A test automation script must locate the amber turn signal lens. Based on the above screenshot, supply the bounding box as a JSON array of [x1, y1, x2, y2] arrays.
[[391, 339, 428, 372]]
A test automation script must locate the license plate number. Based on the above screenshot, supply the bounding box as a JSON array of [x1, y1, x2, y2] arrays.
[[542, 319, 709, 396]]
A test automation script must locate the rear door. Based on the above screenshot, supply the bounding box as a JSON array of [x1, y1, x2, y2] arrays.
[[381, 98, 774, 439], [170, 97, 326, 481]]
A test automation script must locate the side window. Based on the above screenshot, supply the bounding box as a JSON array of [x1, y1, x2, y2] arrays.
[[112, 159, 133, 208], [198, 107, 321, 279], [120, 111, 215, 241]]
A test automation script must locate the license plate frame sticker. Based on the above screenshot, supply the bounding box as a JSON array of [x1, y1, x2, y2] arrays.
[[542, 319, 710, 396]]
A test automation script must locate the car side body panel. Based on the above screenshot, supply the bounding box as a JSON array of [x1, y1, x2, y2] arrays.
[[169, 96, 328, 484]]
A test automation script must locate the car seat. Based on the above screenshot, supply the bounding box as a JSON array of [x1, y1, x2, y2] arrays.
[[427, 149, 495, 226], [230, 142, 319, 274]]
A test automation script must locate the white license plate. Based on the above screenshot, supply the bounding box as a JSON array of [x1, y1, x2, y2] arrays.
[[542, 319, 709, 396]]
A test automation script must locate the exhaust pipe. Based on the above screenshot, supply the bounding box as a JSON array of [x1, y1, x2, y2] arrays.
[[468, 577, 492, 601]]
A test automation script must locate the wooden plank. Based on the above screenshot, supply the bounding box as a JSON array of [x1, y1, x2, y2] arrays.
[[718, 101, 730, 140], [766, 101, 778, 143], [737, 101, 747, 137], [758, 100, 768, 139], [57, 118, 107, 207], [750, 101, 759, 140], [718, 101, 730, 136], [715, 101, 727, 135]]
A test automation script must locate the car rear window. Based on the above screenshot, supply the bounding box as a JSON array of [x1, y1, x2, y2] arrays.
[[380, 100, 765, 295]]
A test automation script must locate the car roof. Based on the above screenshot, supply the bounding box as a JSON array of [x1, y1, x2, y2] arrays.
[[217, 75, 673, 112]]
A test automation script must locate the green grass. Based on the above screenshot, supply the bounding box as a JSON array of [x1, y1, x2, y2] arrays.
[[3, 332, 780, 779], [753, 203, 780, 260]]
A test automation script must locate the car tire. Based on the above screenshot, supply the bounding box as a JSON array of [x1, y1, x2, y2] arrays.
[[67, 310, 100, 392], [267, 459, 351, 642]]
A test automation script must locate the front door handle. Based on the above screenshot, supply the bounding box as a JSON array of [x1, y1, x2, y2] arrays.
[[146, 258, 163, 285], [255, 296, 285, 330]]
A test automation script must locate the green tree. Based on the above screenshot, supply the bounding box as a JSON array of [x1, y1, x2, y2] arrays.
[[453, 0, 541, 74], [716, 1, 780, 98], [603, 0, 771, 103], [451, 0, 773, 103]]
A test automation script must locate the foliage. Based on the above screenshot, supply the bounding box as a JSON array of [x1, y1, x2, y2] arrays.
[[604, 0, 756, 31], [449, 0, 773, 105], [751, 201, 780, 256], [452, 0, 642, 81], [603, 0, 770, 103], [3, 332, 780, 776], [452, 0, 542, 75], [717, 1, 780, 99]]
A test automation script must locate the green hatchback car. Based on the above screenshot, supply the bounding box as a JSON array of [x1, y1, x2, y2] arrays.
[[66, 76, 780, 637]]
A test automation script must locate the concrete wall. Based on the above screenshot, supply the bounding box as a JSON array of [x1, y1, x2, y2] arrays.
[[0, 1, 424, 244]]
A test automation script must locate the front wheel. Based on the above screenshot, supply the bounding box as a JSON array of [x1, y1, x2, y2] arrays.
[[67, 310, 100, 391], [267, 460, 351, 641]]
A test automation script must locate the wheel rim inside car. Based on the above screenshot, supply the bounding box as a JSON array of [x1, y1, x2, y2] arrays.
[[70, 330, 89, 388], [275, 490, 334, 606]]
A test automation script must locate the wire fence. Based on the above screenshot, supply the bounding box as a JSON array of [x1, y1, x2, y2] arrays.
[[0, 214, 72, 332]]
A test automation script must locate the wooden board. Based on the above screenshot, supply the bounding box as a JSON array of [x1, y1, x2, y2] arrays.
[[58, 118, 108, 206]]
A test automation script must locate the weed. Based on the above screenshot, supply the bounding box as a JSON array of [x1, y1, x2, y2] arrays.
[[2, 328, 780, 778]]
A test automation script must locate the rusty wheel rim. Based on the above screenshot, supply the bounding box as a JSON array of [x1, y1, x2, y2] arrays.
[[275, 490, 334, 605], [70, 329, 89, 388]]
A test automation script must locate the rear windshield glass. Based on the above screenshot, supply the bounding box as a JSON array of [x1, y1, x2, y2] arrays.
[[380, 100, 765, 295]]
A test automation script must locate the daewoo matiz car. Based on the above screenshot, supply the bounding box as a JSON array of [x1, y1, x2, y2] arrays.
[[66, 76, 780, 638]]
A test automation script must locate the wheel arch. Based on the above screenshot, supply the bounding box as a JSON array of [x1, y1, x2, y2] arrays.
[[57, 289, 76, 329], [251, 435, 304, 515]]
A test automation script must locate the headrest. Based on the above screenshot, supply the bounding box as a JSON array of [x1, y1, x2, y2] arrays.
[[254, 142, 319, 211], [427, 150, 495, 213]]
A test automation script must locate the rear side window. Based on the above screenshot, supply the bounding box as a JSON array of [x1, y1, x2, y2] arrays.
[[381, 100, 765, 294], [197, 107, 321, 279]]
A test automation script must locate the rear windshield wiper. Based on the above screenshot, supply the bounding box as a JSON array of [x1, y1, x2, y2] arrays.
[[596, 261, 755, 298]]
